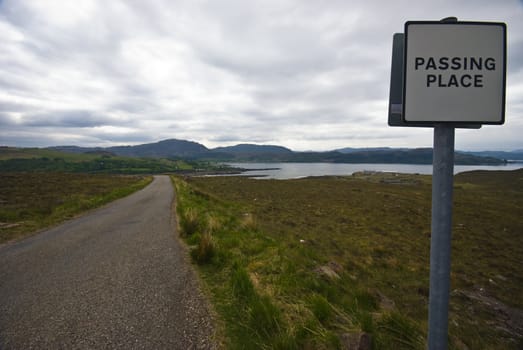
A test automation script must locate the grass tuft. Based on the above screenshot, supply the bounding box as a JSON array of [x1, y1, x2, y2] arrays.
[[248, 294, 283, 338], [240, 213, 258, 231], [206, 214, 222, 234], [191, 232, 216, 264], [180, 207, 200, 236], [231, 264, 256, 301], [229, 263, 285, 343], [308, 294, 333, 325], [376, 312, 425, 349]]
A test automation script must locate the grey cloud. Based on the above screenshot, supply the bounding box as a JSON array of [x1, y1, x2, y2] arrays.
[[0, 113, 15, 126], [0, 74, 33, 95], [305, 131, 398, 142], [22, 111, 112, 128], [0, 133, 57, 147], [110, 97, 158, 114], [0, 100, 33, 112], [0, 0, 521, 150], [209, 134, 273, 144], [87, 132, 154, 144]]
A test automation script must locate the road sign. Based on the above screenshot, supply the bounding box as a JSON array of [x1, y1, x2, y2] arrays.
[[388, 33, 480, 129], [388, 18, 508, 350], [403, 21, 506, 124]]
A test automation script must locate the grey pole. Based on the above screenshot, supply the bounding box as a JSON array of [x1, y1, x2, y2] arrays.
[[428, 124, 455, 349]]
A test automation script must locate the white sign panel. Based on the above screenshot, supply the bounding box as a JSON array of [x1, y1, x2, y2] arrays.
[[403, 21, 506, 124]]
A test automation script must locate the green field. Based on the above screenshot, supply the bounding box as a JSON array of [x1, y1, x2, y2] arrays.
[[0, 173, 152, 243], [173, 170, 523, 349]]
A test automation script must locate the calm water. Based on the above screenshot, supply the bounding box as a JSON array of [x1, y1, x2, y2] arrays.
[[226, 162, 523, 180]]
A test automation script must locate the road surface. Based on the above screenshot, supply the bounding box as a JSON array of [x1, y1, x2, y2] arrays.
[[0, 175, 215, 349]]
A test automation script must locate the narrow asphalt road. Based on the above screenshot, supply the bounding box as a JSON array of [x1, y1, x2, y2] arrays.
[[0, 175, 215, 349]]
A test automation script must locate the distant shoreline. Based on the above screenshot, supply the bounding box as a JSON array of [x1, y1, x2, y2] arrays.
[[220, 162, 523, 180]]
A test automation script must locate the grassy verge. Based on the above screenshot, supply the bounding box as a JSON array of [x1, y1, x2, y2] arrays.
[[172, 170, 523, 349], [0, 173, 152, 243]]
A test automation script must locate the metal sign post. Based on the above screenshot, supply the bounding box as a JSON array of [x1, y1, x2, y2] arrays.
[[388, 17, 506, 349], [428, 124, 455, 349]]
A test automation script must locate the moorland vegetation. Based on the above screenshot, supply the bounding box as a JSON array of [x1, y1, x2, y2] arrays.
[[173, 170, 522, 349]]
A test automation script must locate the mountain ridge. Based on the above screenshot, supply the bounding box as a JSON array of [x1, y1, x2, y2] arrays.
[[45, 138, 517, 165]]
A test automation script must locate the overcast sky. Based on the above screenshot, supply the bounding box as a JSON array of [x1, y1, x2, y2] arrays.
[[1, 0, 522, 151]]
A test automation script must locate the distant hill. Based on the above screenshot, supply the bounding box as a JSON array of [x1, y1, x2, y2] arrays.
[[334, 147, 404, 154], [464, 150, 523, 162], [107, 139, 208, 158], [48, 145, 102, 154], [50, 139, 208, 158], [51, 141, 294, 161], [44, 139, 509, 165], [286, 148, 504, 165], [210, 144, 293, 162]]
